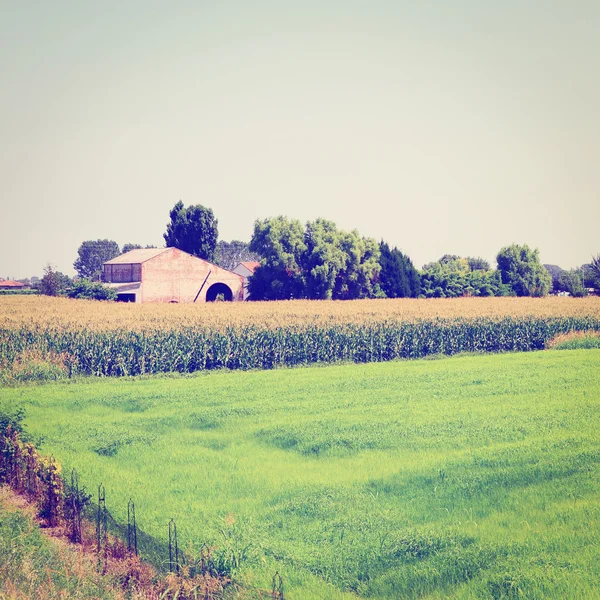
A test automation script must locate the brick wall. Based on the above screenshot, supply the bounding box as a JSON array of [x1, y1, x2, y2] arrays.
[[141, 248, 244, 303]]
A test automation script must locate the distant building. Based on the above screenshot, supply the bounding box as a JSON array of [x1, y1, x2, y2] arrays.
[[232, 261, 260, 300], [0, 280, 25, 290], [103, 248, 244, 303]]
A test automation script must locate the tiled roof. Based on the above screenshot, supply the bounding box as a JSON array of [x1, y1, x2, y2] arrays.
[[0, 280, 24, 287]]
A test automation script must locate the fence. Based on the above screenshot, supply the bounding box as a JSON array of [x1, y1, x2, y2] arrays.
[[0, 423, 284, 599]]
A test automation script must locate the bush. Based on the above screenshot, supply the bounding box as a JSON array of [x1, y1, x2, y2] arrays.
[[67, 279, 117, 301]]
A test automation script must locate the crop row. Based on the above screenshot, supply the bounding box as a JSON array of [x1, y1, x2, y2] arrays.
[[2, 316, 599, 377]]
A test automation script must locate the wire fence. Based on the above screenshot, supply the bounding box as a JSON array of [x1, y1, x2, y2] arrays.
[[0, 423, 284, 599]]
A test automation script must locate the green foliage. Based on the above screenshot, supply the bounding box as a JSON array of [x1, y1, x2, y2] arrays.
[[249, 216, 307, 300], [40, 264, 73, 297], [378, 242, 420, 298], [544, 264, 566, 293], [249, 216, 381, 300], [6, 350, 600, 599], [0, 289, 39, 295], [496, 244, 552, 297], [559, 269, 587, 297], [67, 279, 117, 301], [121, 243, 157, 254], [420, 256, 511, 298], [163, 200, 218, 261], [467, 256, 490, 271], [589, 254, 600, 290], [213, 240, 259, 271], [73, 240, 120, 280]]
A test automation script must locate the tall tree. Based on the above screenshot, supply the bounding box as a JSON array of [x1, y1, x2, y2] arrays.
[[248, 216, 306, 300], [559, 269, 587, 297], [589, 255, 600, 290], [378, 242, 421, 298], [163, 201, 218, 261], [543, 264, 566, 293], [332, 231, 381, 299], [303, 219, 347, 299], [496, 244, 552, 296], [248, 216, 381, 300], [74, 240, 120, 280], [40, 264, 73, 296]]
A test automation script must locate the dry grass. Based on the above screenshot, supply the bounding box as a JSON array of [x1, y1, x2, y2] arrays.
[[546, 330, 600, 349], [0, 485, 230, 599], [2, 295, 600, 332]]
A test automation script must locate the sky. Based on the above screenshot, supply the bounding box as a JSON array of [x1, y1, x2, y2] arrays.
[[1, 0, 599, 279]]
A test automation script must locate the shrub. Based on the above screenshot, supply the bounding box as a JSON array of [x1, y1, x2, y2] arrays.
[[67, 279, 117, 301]]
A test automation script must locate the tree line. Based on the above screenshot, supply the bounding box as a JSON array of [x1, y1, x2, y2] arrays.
[[39, 201, 600, 300]]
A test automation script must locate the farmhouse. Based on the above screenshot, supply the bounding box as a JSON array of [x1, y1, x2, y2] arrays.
[[0, 279, 25, 290], [103, 248, 244, 303], [232, 261, 260, 300]]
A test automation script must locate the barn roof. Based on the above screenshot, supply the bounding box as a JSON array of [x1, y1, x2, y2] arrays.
[[240, 261, 260, 272], [104, 248, 169, 264]]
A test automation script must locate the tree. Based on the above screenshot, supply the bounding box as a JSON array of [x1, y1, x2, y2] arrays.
[[40, 264, 73, 296], [40, 264, 60, 296], [67, 279, 117, 301], [332, 230, 381, 299], [559, 270, 587, 297], [378, 242, 421, 298], [213, 240, 259, 271], [420, 255, 511, 298], [248, 216, 306, 300], [248, 216, 381, 301], [467, 257, 490, 271], [589, 255, 600, 290], [496, 244, 552, 297], [303, 219, 347, 299], [121, 243, 142, 254], [74, 240, 120, 280], [543, 264, 566, 294], [163, 201, 218, 261], [121, 244, 157, 254]]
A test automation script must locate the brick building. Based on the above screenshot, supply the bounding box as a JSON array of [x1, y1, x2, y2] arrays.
[[0, 280, 25, 290], [103, 248, 244, 303]]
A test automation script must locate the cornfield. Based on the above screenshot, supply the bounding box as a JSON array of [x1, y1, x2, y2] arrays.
[[1, 296, 600, 376]]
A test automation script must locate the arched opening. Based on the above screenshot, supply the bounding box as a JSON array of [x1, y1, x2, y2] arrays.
[[205, 282, 233, 302]]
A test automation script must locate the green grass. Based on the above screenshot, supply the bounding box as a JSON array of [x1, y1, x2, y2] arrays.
[[0, 490, 120, 599], [1, 350, 600, 599], [551, 332, 600, 350]]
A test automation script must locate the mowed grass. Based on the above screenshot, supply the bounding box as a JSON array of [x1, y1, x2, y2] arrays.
[[2, 350, 600, 599]]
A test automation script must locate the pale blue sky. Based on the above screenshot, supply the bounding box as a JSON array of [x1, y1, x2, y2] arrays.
[[1, 1, 598, 278]]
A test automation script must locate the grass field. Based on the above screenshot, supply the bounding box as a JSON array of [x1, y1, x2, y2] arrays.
[[2, 349, 599, 598]]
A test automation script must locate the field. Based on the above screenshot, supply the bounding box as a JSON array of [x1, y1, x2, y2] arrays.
[[2, 296, 600, 377], [2, 296, 600, 330], [2, 349, 599, 599]]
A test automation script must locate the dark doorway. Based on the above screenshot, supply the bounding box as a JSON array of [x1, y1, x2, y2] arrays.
[[117, 293, 136, 302], [205, 283, 233, 302]]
